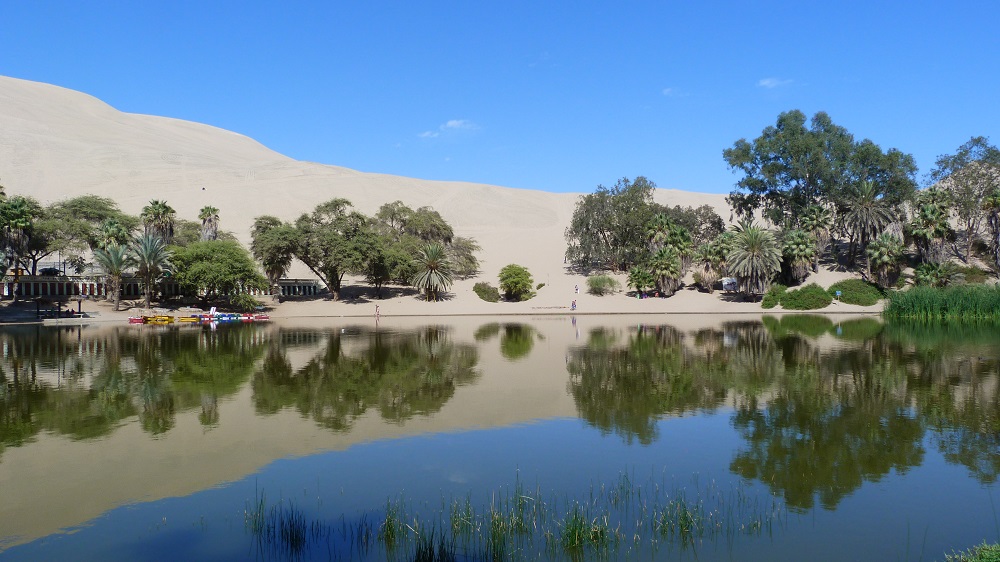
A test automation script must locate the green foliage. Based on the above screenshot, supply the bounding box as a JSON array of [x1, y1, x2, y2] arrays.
[[931, 137, 1000, 262], [908, 187, 955, 264], [763, 314, 834, 338], [865, 233, 904, 289], [130, 233, 173, 308], [779, 283, 833, 310], [92, 242, 136, 311], [953, 265, 991, 285], [498, 264, 534, 301], [564, 176, 660, 271], [229, 293, 263, 313], [946, 542, 1000, 562], [412, 243, 454, 301], [473, 282, 501, 303], [627, 266, 655, 294], [727, 221, 781, 298], [832, 318, 884, 341], [250, 216, 297, 299], [141, 199, 176, 243], [447, 236, 480, 279], [780, 229, 815, 284], [535, 282, 545, 290], [294, 198, 374, 300], [586, 274, 621, 296], [171, 240, 268, 305], [883, 284, 1000, 322], [198, 205, 220, 241], [914, 261, 958, 287], [724, 110, 916, 226], [827, 279, 884, 306], [649, 245, 682, 296], [761, 284, 786, 309], [839, 181, 895, 257]]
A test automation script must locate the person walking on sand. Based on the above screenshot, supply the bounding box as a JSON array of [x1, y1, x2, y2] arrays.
[[574, 284, 579, 294], [571, 299, 577, 311]]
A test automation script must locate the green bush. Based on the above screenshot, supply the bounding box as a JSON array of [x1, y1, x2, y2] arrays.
[[827, 279, 884, 306], [586, 274, 621, 296], [536, 282, 546, 290], [498, 264, 535, 301], [780, 283, 833, 310], [945, 541, 1000, 562], [761, 284, 787, 309], [473, 282, 501, 303], [229, 293, 263, 312], [954, 265, 991, 285]]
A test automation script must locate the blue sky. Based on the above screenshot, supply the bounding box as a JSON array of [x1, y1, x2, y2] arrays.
[[3, 1, 998, 194]]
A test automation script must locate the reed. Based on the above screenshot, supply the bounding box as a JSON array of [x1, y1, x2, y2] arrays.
[[883, 285, 1000, 323]]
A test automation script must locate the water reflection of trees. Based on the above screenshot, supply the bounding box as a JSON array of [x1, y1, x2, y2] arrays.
[[252, 326, 480, 431], [566, 317, 1000, 509], [0, 325, 267, 455]]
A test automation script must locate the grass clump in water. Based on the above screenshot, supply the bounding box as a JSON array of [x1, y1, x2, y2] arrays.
[[883, 284, 1000, 323], [945, 541, 1000, 562]]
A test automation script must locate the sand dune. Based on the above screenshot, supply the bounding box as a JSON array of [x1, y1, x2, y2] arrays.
[[0, 75, 876, 317]]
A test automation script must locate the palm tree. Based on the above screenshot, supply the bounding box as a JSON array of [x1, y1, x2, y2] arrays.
[[97, 218, 132, 249], [141, 200, 176, 243], [866, 233, 904, 289], [983, 188, 1000, 273], [198, 206, 220, 241], [131, 233, 172, 309], [692, 242, 723, 293], [411, 243, 453, 301], [627, 265, 655, 296], [727, 221, 781, 299], [93, 242, 135, 311], [649, 245, 682, 296], [781, 229, 816, 284], [841, 181, 894, 267], [908, 187, 953, 264], [799, 205, 832, 272]]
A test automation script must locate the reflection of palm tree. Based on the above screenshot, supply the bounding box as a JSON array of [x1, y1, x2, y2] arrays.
[[411, 243, 453, 301]]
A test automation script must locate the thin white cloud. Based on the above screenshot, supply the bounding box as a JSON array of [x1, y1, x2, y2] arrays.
[[418, 119, 479, 139], [757, 77, 793, 89], [662, 87, 675, 96]]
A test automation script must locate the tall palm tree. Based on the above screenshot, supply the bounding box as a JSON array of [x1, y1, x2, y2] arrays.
[[692, 243, 723, 293], [984, 188, 1000, 273], [727, 221, 781, 299], [141, 200, 176, 243], [866, 233, 904, 289], [198, 205, 220, 241], [411, 243, 453, 301], [93, 242, 135, 311], [799, 205, 832, 272], [842, 181, 894, 267], [131, 233, 172, 309], [908, 187, 954, 264]]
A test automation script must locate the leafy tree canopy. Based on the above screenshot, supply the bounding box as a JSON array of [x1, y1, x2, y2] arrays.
[[565, 176, 660, 272], [171, 240, 267, 304]]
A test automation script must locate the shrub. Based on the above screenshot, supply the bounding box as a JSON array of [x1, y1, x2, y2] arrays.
[[229, 293, 263, 312], [536, 282, 546, 290], [498, 264, 534, 301], [761, 284, 787, 309], [586, 274, 621, 296], [473, 282, 501, 303], [945, 541, 1000, 562], [953, 265, 991, 285], [780, 283, 832, 310], [827, 279, 884, 306]]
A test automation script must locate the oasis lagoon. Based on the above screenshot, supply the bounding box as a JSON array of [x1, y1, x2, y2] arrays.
[[0, 315, 997, 561]]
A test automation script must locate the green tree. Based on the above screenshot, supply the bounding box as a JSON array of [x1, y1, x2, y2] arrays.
[[171, 240, 267, 306], [627, 265, 655, 295], [866, 233, 904, 289], [692, 242, 725, 293], [565, 176, 661, 271], [130, 233, 173, 309], [908, 187, 954, 264], [725, 110, 916, 227], [198, 206, 220, 242], [411, 243, 453, 301], [141, 200, 176, 243], [800, 205, 833, 272], [727, 221, 782, 299], [447, 236, 480, 279], [250, 216, 297, 302], [498, 264, 534, 301], [929, 136, 1000, 261], [92, 242, 135, 311], [96, 218, 135, 249], [781, 229, 815, 285], [294, 199, 373, 300], [983, 188, 1000, 273], [839, 180, 896, 269], [649, 245, 682, 296]]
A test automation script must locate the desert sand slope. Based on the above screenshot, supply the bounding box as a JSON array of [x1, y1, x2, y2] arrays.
[[0, 75, 873, 315]]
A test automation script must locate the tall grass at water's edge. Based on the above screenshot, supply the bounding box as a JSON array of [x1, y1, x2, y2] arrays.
[[243, 472, 786, 561], [883, 285, 1000, 323]]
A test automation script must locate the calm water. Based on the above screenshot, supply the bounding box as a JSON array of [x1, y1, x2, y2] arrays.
[[0, 315, 998, 561]]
